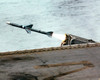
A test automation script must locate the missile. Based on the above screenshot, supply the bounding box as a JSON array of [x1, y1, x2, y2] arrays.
[[6, 22, 53, 37]]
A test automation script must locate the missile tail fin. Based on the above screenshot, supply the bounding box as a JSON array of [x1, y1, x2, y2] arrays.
[[46, 31, 53, 37]]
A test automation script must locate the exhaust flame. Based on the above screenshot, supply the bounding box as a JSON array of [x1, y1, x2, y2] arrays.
[[52, 33, 65, 41]]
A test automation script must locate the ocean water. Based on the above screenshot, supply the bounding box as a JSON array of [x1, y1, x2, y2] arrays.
[[0, 0, 100, 52]]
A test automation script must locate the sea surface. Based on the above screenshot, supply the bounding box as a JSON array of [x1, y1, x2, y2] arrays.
[[0, 0, 100, 52]]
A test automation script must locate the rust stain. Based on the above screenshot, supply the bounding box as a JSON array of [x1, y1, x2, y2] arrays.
[[34, 61, 94, 69], [39, 61, 94, 80], [43, 66, 90, 80]]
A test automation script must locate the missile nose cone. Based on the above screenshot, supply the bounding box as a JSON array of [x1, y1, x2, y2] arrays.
[[6, 21, 11, 24]]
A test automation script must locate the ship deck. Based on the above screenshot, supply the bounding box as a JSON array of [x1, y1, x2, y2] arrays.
[[0, 43, 100, 80]]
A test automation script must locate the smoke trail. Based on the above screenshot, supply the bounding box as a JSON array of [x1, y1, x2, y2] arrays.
[[52, 33, 65, 41]]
